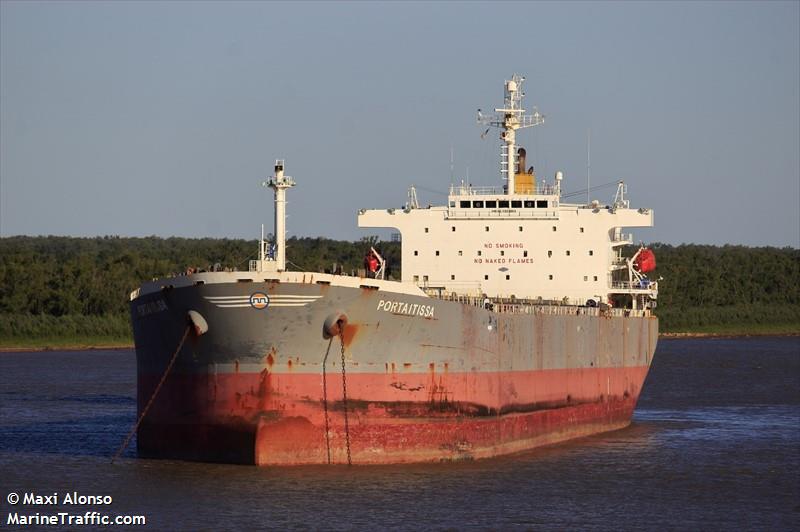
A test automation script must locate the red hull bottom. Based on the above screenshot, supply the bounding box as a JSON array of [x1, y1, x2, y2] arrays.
[[256, 396, 636, 464], [138, 396, 637, 465]]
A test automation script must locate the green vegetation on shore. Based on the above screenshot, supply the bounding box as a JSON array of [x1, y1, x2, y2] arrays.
[[0, 236, 797, 348], [0, 313, 132, 349]]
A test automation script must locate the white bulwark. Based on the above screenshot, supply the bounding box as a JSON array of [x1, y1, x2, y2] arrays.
[[358, 74, 658, 309]]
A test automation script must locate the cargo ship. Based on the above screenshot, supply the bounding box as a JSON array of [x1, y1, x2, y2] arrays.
[[129, 74, 658, 465]]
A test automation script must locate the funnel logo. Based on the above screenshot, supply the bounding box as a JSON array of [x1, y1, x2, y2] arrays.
[[249, 292, 270, 310]]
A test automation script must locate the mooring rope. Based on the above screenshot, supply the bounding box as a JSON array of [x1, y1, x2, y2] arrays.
[[112, 325, 191, 464]]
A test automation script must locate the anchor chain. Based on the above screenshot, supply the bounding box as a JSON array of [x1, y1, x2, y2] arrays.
[[322, 338, 333, 464], [339, 328, 352, 466], [113, 325, 190, 463]]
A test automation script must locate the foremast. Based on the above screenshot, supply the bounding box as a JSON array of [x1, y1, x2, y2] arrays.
[[251, 160, 295, 273]]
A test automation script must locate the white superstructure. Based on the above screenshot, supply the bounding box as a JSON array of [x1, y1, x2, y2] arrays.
[[358, 74, 658, 309]]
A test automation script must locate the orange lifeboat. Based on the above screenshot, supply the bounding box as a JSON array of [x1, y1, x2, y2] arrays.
[[634, 248, 656, 273]]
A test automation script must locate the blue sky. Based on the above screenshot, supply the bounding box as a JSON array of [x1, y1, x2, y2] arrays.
[[1, 1, 798, 246]]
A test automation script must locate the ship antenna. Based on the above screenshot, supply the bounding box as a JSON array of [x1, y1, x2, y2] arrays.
[[477, 74, 544, 195], [587, 128, 591, 205], [450, 145, 455, 185]]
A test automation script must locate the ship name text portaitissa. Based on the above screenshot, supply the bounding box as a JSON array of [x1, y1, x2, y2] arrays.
[[377, 299, 435, 317]]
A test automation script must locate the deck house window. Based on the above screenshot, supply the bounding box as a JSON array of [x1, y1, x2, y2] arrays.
[[473, 200, 484, 208], [460, 201, 470, 208], [486, 200, 497, 208], [524, 200, 535, 208], [499, 200, 510, 208], [537, 200, 547, 208], [511, 200, 522, 208]]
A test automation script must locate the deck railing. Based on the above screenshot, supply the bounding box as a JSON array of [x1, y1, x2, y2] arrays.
[[427, 292, 652, 318]]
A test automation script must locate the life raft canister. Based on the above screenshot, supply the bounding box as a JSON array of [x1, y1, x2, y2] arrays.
[[635, 248, 656, 273]]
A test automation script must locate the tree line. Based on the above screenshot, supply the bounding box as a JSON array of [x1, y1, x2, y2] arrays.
[[0, 236, 797, 340]]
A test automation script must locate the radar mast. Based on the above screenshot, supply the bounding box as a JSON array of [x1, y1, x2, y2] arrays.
[[477, 74, 544, 195]]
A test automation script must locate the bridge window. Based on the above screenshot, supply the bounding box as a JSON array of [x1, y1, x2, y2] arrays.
[[594, 276, 598, 281], [460, 200, 470, 208], [552, 226, 557, 232], [566, 250, 571, 256], [584, 276, 588, 281], [458, 250, 463, 256], [485, 226, 489, 232], [549, 274, 554, 280], [506, 274, 510, 280], [435, 251, 440, 256], [524, 251, 528, 257], [548, 250, 552, 257], [478, 250, 482, 256], [451, 226, 456, 232], [511, 200, 522, 208], [589, 250, 594, 256], [449, 201, 455, 207], [519, 226, 523, 232], [537, 200, 548, 208], [425, 227, 429, 233], [423, 275, 429, 282], [413, 275, 419, 282], [500, 251, 505, 256], [414, 250, 418, 256], [451, 275, 455, 281], [486, 200, 497, 208], [580, 227, 585, 233], [484, 274, 489, 280], [524, 200, 535, 208], [499, 200, 510, 208], [473, 200, 484, 208]]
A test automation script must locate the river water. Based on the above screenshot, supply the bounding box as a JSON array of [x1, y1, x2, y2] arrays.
[[1, 336, 798, 530]]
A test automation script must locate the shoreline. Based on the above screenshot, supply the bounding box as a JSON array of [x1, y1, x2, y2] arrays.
[[658, 331, 800, 340], [1, 331, 798, 352], [0, 344, 134, 353]]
